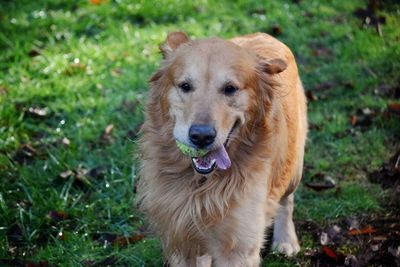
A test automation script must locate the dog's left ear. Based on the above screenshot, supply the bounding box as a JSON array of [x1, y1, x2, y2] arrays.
[[260, 58, 287, 74], [160, 31, 190, 59]]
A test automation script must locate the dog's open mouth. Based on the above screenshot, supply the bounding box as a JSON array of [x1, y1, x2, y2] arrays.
[[191, 146, 228, 174], [191, 121, 238, 175], [191, 157, 217, 174]]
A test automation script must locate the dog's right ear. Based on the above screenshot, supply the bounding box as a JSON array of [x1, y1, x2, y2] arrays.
[[259, 58, 287, 75], [160, 31, 190, 59]]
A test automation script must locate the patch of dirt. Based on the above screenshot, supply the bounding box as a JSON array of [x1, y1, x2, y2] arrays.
[[295, 213, 400, 267], [261, 150, 400, 266]]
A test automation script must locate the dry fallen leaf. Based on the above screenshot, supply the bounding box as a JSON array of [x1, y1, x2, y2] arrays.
[[28, 49, 41, 57], [62, 137, 71, 146], [305, 173, 336, 192], [104, 124, 114, 135], [388, 102, 400, 115], [271, 25, 283, 36], [350, 115, 358, 126], [76, 166, 89, 182], [322, 245, 338, 259], [13, 144, 37, 164], [112, 234, 145, 247], [47, 210, 68, 222], [27, 107, 48, 118], [99, 124, 115, 145], [348, 226, 377, 236], [59, 170, 73, 179], [305, 90, 318, 101]]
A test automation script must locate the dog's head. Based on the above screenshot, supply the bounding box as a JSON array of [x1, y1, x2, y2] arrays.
[[150, 32, 287, 175]]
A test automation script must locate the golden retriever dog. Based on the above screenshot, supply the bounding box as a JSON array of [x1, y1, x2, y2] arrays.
[[138, 31, 307, 266]]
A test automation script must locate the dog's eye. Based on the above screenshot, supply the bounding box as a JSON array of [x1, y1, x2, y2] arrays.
[[178, 82, 192, 93], [224, 85, 238, 96]]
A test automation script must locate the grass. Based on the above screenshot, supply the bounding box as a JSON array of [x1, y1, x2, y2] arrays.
[[0, 0, 399, 266]]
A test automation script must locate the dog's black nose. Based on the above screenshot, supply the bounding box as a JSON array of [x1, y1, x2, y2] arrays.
[[189, 124, 216, 148]]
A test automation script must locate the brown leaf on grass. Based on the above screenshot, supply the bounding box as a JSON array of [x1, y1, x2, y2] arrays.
[[27, 107, 49, 118], [305, 90, 318, 101], [350, 108, 376, 127], [59, 166, 91, 188], [348, 226, 377, 236], [93, 232, 145, 247], [320, 245, 346, 265], [61, 137, 71, 146], [350, 115, 358, 126], [388, 102, 400, 115], [99, 124, 114, 145], [305, 173, 336, 192], [305, 181, 335, 191], [28, 49, 41, 57], [372, 235, 387, 242], [47, 210, 68, 222], [322, 245, 338, 259], [270, 25, 283, 36], [59, 170, 73, 179], [13, 144, 37, 164], [113, 234, 145, 247], [76, 166, 90, 184], [104, 124, 114, 135]]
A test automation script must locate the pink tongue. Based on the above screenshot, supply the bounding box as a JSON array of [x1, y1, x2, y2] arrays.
[[208, 146, 231, 170]]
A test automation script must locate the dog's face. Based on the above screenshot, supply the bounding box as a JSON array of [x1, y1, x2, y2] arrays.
[[152, 32, 286, 174]]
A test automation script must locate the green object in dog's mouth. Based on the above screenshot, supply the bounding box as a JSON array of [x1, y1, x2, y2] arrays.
[[175, 140, 231, 174], [176, 140, 208, 158]]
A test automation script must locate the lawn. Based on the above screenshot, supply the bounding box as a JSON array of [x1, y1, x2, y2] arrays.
[[0, 0, 399, 266]]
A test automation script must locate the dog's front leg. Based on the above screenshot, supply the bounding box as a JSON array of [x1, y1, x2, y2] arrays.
[[208, 213, 265, 267], [272, 193, 300, 256], [207, 190, 269, 266], [167, 246, 211, 267]]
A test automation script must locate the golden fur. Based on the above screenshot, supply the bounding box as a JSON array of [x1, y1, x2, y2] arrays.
[[138, 32, 307, 266]]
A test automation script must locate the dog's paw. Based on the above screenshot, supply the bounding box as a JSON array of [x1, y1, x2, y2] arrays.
[[272, 240, 300, 256]]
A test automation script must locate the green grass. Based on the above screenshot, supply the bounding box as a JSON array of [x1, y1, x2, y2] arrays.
[[0, 0, 399, 266]]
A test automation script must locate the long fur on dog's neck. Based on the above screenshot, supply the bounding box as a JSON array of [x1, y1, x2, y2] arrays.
[[137, 65, 280, 258]]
